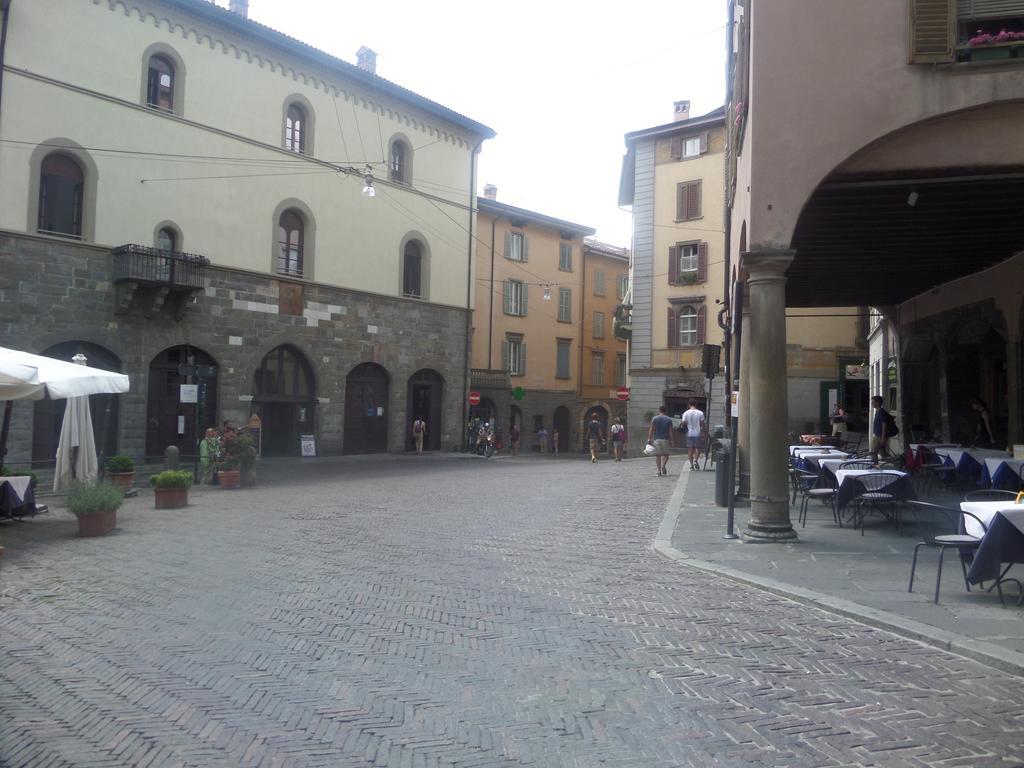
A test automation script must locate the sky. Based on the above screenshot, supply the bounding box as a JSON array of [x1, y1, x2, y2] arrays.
[[239, 0, 727, 248]]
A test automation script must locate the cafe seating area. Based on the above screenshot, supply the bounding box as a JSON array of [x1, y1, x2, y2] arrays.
[[789, 436, 1024, 608]]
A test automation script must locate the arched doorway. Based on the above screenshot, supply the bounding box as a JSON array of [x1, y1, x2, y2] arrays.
[[252, 345, 316, 456], [344, 363, 389, 454], [581, 405, 608, 452], [471, 397, 497, 427], [553, 405, 571, 453], [32, 342, 121, 468], [146, 345, 218, 461], [406, 369, 444, 452]]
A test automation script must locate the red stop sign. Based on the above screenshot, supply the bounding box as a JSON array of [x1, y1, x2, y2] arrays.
[[615, 386, 630, 401], [468, 391, 481, 406]]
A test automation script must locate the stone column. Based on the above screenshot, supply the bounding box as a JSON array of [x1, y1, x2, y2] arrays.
[[736, 281, 751, 498], [741, 250, 796, 543]]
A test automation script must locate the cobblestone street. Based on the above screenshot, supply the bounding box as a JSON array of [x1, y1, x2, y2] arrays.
[[2, 455, 1024, 767]]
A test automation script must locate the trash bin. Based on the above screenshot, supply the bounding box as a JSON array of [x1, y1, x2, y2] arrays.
[[715, 438, 733, 507]]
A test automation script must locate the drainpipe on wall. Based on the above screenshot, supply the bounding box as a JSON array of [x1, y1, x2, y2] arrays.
[[462, 141, 482, 451], [487, 215, 497, 369], [579, 244, 587, 403], [0, 0, 12, 123]]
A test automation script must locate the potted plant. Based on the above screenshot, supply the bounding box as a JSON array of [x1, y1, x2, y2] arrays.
[[67, 482, 123, 536], [149, 469, 193, 509], [104, 455, 135, 491], [218, 432, 256, 489]]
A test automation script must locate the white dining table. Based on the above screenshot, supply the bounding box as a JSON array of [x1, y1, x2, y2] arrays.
[[796, 451, 851, 467], [981, 457, 1024, 488], [960, 501, 1024, 539], [0, 475, 31, 501], [934, 447, 1010, 472]]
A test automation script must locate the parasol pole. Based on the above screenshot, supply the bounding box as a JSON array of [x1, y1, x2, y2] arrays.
[[0, 399, 11, 472]]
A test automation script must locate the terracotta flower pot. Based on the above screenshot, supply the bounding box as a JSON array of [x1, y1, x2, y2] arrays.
[[218, 469, 241, 489], [107, 471, 135, 491], [77, 509, 117, 537], [154, 486, 189, 509]]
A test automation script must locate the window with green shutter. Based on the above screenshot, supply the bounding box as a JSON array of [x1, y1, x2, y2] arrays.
[[559, 243, 573, 271], [593, 269, 606, 296], [558, 288, 572, 322], [556, 339, 571, 379], [909, 0, 956, 62], [503, 279, 527, 316]]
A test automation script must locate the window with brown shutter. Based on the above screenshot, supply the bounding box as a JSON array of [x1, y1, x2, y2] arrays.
[[697, 242, 708, 283], [676, 181, 702, 221], [668, 245, 679, 284], [909, 0, 956, 62], [696, 305, 706, 344], [667, 306, 678, 348]]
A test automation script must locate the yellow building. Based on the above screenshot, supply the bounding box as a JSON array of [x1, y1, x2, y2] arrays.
[[620, 102, 864, 451], [579, 239, 630, 443], [471, 189, 596, 451]]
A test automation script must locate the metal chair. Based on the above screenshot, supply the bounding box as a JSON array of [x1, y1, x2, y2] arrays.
[[839, 459, 874, 470], [849, 471, 904, 535], [914, 452, 958, 494], [907, 500, 1003, 605], [793, 468, 840, 528]]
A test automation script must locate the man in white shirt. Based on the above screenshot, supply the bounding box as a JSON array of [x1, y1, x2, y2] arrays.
[[681, 399, 705, 471]]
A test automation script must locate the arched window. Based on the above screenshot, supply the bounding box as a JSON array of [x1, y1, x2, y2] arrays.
[[389, 139, 410, 183], [38, 153, 84, 238], [146, 55, 175, 111], [285, 103, 305, 153], [277, 209, 304, 277], [156, 227, 176, 252], [667, 303, 705, 348], [403, 240, 422, 298]]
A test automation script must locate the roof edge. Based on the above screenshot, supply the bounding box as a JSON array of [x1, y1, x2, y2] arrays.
[[477, 198, 596, 236], [624, 106, 726, 144]]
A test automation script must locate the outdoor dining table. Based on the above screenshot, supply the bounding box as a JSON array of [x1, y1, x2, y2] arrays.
[[834, 469, 914, 516], [961, 501, 1024, 587], [0, 475, 36, 520], [934, 447, 1010, 476], [794, 451, 851, 473], [905, 443, 960, 471], [979, 457, 1024, 490]]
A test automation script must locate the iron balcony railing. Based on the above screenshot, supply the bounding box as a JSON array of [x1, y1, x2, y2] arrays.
[[112, 244, 209, 289]]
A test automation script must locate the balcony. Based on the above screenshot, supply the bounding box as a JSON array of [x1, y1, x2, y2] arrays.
[[111, 244, 210, 318]]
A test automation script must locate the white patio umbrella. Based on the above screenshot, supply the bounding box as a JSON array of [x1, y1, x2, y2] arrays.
[[0, 346, 130, 400], [0, 346, 130, 474], [53, 392, 98, 492]]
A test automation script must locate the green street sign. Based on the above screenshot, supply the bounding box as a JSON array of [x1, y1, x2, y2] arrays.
[[512, 386, 525, 401]]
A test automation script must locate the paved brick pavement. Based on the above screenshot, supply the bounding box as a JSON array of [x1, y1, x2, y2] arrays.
[[1, 455, 1023, 767]]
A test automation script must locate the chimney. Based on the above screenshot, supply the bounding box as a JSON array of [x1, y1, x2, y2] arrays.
[[483, 184, 497, 201], [673, 100, 691, 122], [356, 46, 377, 75], [228, 0, 248, 18]]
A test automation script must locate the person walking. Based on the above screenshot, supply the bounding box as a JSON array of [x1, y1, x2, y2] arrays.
[[970, 397, 995, 447], [681, 399, 705, 471], [412, 416, 426, 455], [552, 429, 560, 456], [830, 404, 847, 437], [647, 405, 674, 476], [538, 425, 549, 454], [586, 414, 605, 463], [509, 423, 520, 456], [609, 417, 626, 461], [870, 395, 896, 462]]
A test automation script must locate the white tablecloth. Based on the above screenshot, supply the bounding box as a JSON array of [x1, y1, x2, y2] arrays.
[[0, 476, 31, 502], [961, 502, 1024, 539], [935, 448, 1010, 471], [795, 451, 850, 466], [982, 458, 1024, 487]]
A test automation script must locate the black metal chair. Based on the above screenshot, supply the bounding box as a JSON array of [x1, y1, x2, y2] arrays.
[[839, 459, 874, 470], [907, 500, 1003, 605], [793, 468, 839, 528], [914, 452, 959, 494], [851, 471, 901, 535]]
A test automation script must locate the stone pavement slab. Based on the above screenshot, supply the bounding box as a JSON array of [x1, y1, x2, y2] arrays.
[[1, 454, 1023, 766], [662, 467, 1024, 670]]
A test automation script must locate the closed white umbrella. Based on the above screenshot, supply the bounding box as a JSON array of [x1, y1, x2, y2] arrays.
[[53, 392, 98, 492]]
